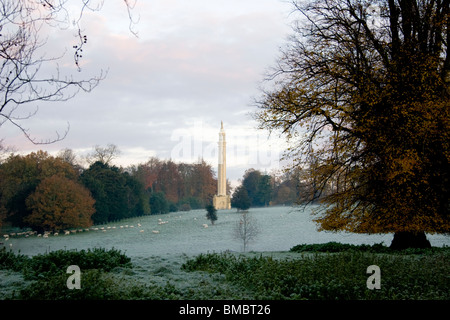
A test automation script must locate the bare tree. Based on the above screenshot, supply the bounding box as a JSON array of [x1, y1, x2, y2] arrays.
[[234, 212, 259, 252], [86, 143, 121, 165], [0, 139, 16, 163], [0, 0, 138, 144]]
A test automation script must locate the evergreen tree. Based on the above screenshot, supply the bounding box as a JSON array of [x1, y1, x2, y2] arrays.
[[205, 204, 218, 225], [149, 192, 169, 214], [231, 186, 251, 211], [80, 161, 149, 224]]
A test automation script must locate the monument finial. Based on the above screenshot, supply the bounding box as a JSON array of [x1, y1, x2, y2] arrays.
[[221, 121, 223, 129]]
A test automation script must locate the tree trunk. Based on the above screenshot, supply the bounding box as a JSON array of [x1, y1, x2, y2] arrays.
[[390, 231, 431, 250]]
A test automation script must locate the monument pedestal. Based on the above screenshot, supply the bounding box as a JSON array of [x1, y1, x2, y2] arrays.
[[213, 195, 231, 210]]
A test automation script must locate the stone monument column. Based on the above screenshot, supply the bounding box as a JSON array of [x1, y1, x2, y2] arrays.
[[213, 121, 231, 210]]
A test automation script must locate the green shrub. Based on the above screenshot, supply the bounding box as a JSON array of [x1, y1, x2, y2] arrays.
[[0, 247, 29, 272], [19, 269, 148, 300], [22, 247, 131, 280], [182, 251, 450, 300], [1, 247, 131, 281], [289, 242, 449, 254]]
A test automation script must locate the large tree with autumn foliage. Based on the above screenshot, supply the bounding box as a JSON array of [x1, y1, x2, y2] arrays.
[[256, 0, 449, 248], [25, 175, 95, 232], [0, 150, 79, 228]]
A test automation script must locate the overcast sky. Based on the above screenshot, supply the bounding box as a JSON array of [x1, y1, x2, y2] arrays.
[[1, 0, 295, 185]]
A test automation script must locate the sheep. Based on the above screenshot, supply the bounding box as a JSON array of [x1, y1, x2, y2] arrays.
[[43, 234, 48, 238], [137, 223, 141, 227], [202, 224, 208, 228], [139, 229, 144, 233], [152, 230, 160, 234], [120, 226, 124, 228], [64, 231, 70, 235], [54, 233, 58, 236]]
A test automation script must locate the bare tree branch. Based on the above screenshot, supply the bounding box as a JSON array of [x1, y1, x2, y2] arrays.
[[0, 0, 137, 144]]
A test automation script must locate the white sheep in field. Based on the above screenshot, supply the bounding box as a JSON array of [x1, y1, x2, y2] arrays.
[[64, 231, 70, 235], [202, 224, 208, 228], [43, 234, 48, 238], [152, 230, 160, 234], [139, 229, 144, 233], [54, 232, 58, 236], [137, 223, 141, 227]]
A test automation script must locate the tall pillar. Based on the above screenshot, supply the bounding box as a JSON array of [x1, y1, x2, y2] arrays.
[[213, 121, 231, 210], [218, 121, 226, 196]]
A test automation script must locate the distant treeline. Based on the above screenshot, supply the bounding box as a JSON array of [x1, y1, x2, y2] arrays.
[[0, 147, 315, 232], [231, 167, 324, 211], [0, 150, 218, 232]]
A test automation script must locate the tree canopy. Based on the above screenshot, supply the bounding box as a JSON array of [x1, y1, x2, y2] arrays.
[[0, 148, 220, 230], [25, 175, 95, 232], [256, 0, 450, 240], [0, 151, 80, 228]]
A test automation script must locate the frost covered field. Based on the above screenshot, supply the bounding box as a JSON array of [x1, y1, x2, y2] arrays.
[[1, 205, 449, 300], [3, 205, 449, 258]]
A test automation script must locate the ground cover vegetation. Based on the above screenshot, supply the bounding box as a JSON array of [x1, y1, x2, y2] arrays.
[[182, 244, 450, 300], [1, 243, 448, 300]]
